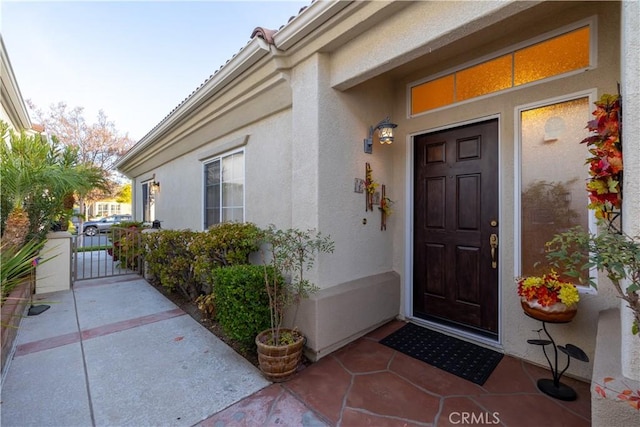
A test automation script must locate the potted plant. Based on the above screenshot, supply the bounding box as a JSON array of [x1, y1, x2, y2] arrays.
[[545, 225, 640, 336], [256, 225, 334, 381], [517, 270, 580, 322]]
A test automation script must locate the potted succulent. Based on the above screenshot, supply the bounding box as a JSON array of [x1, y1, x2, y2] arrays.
[[256, 225, 334, 381]]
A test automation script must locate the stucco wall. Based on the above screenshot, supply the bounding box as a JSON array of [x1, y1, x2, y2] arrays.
[[381, 1, 621, 380], [304, 54, 398, 288], [122, 0, 633, 377], [141, 109, 293, 232], [620, 0, 640, 381]]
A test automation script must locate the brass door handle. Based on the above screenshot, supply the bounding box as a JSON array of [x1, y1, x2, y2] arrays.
[[490, 233, 498, 268]]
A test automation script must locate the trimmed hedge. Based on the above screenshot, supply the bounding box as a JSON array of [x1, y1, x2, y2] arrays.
[[191, 222, 261, 293], [212, 264, 276, 347], [144, 223, 262, 301]]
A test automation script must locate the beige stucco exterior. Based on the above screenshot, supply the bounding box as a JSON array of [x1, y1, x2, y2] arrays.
[[117, 0, 639, 396]]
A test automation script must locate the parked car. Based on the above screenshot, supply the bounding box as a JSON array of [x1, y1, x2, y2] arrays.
[[82, 214, 132, 236]]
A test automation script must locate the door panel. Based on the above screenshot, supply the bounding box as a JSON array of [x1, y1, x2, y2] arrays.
[[414, 119, 499, 337]]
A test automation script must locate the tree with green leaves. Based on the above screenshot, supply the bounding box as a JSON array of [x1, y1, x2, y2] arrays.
[[27, 101, 134, 219], [546, 225, 640, 336], [115, 183, 132, 204], [0, 121, 106, 247]]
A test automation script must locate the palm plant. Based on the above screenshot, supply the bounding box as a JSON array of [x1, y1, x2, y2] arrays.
[[0, 238, 47, 301], [0, 121, 106, 247]]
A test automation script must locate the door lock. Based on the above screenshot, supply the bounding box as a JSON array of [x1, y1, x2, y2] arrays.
[[490, 233, 498, 268]]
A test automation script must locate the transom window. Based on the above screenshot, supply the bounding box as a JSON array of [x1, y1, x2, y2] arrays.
[[411, 23, 592, 115], [204, 150, 244, 228]]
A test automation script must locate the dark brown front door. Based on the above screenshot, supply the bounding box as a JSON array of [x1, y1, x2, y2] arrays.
[[413, 119, 499, 338]]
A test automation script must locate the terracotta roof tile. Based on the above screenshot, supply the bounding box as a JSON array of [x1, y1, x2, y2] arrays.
[[251, 27, 277, 44]]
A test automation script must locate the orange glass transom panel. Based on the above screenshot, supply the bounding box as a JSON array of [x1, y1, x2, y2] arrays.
[[456, 55, 512, 101], [410, 25, 591, 115], [411, 75, 454, 114], [514, 27, 590, 86]]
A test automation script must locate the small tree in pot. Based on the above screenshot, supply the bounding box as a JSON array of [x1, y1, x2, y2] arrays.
[[546, 224, 640, 337], [256, 225, 334, 381]]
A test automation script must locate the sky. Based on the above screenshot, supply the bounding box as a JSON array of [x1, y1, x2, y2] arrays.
[[1, 0, 309, 141]]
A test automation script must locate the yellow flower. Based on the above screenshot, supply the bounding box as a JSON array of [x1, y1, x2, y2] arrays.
[[517, 271, 580, 307], [521, 276, 544, 290], [558, 285, 580, 306]]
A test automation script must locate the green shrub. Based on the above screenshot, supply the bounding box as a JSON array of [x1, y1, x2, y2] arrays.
[[118, 221, 146, 229], [110, 222, 146, 270], [212, 264, 276, 347], [143, 230, 200, 300], [191, 222, 261, 292]]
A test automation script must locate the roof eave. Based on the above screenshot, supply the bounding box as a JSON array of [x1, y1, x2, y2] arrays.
[[273, 0, 353, 50], [0, 36, 32, 130]]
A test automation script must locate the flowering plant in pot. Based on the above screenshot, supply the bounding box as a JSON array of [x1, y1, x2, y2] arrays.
[[256, 225, 334, 381], [517, 271, 580, 322]]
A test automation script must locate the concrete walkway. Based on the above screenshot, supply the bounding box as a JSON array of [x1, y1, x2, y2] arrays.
[[1, 274, 270, 427]]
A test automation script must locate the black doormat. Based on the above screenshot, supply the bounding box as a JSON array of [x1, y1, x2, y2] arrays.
[[380, 323, 503, 385]]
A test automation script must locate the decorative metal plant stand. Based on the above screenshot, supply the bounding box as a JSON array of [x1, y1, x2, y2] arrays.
[[525, 314, 589, 401]]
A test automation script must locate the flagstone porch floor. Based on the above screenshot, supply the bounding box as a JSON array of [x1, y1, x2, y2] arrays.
[[1, 275, 591, 426], [201, 320, 591, 427]]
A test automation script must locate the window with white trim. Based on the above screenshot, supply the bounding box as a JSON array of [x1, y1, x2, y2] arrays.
[[204, 150, 244, 228], [518, 94, 594, 286], [142, 182, 151, 222]]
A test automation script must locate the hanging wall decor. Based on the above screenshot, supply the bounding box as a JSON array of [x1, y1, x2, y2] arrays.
[[581, 93, 622, 230], [379, 185, 394, 231], [364, 163, 378, 211]]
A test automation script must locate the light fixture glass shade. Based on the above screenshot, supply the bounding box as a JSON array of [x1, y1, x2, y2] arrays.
[[376, 118, 398, 144], [378, 126, 394, 144]]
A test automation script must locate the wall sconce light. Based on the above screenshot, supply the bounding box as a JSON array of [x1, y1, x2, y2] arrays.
[[364, 117, 398, 154], [150, 180, 160, 195]]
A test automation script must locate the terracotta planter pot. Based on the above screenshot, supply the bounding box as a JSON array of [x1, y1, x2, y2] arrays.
[[521, 299, 577, 323], [255, 328, 304, 382]]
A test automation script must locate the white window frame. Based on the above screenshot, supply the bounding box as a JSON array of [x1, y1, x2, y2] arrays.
[[141, 181, 152, 223], [514, 89, 598, 294], [202, 148, 245, 229]]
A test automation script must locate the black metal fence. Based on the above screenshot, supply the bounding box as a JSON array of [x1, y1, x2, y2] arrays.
[[72, 226, 144, 281]]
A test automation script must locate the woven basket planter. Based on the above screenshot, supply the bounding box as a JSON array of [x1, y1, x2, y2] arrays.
[[521, 299, 577, 323], [255, 328, 304, 382]]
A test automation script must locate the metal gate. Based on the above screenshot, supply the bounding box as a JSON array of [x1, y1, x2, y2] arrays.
[[72, 226, 144, 281]]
